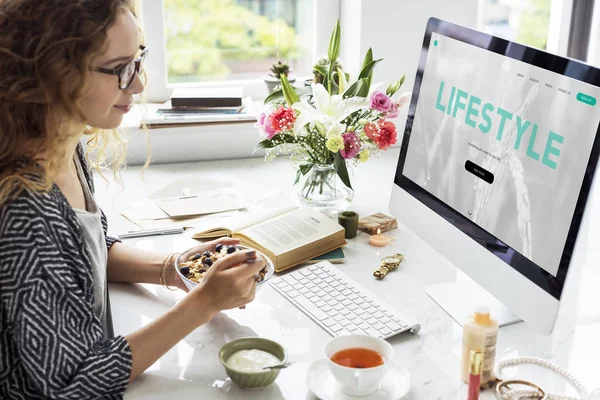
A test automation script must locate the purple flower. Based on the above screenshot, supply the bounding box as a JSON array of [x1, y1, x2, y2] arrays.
[[340, 132, 361, 159], [255, 112, 277, 139], [370, 91, 392, 112]]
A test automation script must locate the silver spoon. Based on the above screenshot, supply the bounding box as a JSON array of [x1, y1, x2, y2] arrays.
[[262, 361, 294, 370]]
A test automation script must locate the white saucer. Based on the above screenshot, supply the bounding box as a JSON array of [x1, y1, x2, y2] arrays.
[[306, 359, 410, 400]]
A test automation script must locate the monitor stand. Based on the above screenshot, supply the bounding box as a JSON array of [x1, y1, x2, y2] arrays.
[[426, 271, 522, 327]]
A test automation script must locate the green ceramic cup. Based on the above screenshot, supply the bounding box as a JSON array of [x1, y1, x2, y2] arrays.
[[219, 337, 287, 389]]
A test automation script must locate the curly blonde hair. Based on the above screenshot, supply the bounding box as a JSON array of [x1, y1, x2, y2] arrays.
[[0, 0, 140, 204]]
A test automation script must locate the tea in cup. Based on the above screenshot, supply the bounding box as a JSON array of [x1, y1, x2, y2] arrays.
[[325, 334, 394, 396]]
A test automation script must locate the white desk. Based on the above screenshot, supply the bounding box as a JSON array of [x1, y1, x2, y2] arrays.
[[95, 150, 600, 400]]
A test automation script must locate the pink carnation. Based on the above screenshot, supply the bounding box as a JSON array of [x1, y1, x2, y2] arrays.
[[364, 120, 397, 149], [270, 106, 297, 133], [385, 103, 399, 118], [370, 91, 392, 112], [255, 112, 277, 139], [340, 132, 361, 159]]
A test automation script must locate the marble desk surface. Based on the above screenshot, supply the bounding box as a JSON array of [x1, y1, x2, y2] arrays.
[[94, 149, 600, 400]]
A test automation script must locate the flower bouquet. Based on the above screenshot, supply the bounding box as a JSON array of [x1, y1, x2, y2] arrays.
[[255, 20, 409, 212]]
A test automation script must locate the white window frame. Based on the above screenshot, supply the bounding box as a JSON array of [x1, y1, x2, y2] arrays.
[[476, 0, 573, 57], [139, 0, 341, 103]]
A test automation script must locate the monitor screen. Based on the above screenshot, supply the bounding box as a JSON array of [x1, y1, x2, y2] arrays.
[[395, 18, 600, 300]]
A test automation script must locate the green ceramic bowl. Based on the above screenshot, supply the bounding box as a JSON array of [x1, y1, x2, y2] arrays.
[[219, 337, 287, 389]]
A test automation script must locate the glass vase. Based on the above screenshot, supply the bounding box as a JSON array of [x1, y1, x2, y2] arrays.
[[297, 164, 354, 214]]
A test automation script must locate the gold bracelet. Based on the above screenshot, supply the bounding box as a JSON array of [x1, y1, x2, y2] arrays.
[[160, 252, 180, 291]]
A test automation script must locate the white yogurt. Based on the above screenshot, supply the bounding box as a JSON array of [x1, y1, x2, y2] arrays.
[[226, 349, 281, 373]]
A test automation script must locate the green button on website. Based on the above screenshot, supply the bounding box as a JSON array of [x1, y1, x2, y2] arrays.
[[576, 92, 597, 106]]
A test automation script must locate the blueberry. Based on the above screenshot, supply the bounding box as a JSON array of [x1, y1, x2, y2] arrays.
[[227, 246, 236, 254], [191, 253, 201, 261], [203, 258, 213, 267], [179, 266, 190, 276], [202, 251, 211, 258], [215, 244, 223, 253]]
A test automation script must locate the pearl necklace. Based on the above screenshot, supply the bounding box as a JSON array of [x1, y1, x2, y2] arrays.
[[494, 356, 588, 400]]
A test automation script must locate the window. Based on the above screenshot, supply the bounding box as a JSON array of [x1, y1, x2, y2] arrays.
[[478, 0, 554, 50], [140, 0, 340, 102]]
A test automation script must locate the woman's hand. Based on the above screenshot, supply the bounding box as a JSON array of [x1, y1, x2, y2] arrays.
[[186, 246, 266, 323], [165, 237, 241, 292]]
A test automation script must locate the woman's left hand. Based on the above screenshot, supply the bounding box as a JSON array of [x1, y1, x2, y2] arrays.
[[164, 237, 242, 292]]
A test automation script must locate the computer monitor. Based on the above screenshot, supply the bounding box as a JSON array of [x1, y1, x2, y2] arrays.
[[390, 17, 600, 334]]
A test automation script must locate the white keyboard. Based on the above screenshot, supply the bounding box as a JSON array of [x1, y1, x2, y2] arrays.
[[270, 261, 421, 339]]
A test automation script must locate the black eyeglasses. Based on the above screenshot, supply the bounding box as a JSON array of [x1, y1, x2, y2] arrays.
[[92, 45, 148, 90]]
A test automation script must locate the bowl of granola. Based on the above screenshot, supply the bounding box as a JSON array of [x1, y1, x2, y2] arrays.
[[174, 244, 274, 292]]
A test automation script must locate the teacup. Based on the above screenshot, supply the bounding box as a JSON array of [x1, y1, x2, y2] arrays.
[[325, 334, 394, 396]]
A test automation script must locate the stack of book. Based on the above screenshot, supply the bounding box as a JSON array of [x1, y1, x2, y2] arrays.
[[159, 87, 244, 116], [140, 87, 256, 127]]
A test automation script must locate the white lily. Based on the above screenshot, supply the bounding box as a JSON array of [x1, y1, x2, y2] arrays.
[[292, 83, 368, 138]]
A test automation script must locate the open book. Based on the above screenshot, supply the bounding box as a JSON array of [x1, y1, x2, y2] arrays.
[[192, 207, 346, 272]]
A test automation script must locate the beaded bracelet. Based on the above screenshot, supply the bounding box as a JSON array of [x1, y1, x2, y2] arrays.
[[160, 252, 180, 291], [494, 356, 588, 400]]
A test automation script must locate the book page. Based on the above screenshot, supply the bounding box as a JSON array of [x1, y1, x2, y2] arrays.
[[190, 192, 296, 238], [238, 207, 344, 255]]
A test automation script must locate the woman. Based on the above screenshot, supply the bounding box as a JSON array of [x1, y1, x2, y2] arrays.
[[0, 1, 265, 398]]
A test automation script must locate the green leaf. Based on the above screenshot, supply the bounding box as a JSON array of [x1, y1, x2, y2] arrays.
[[264, 86, 312, 104], [280, 74, 300, 106], [299, 163, 314, 175], [361, 48, 373, 72], [313, 65, 328, 78], [336, 67, 347, 94], [327, 20, 341, 62], [294, 169, 302, 185], [343, 77, 369, 99], [333, 152, 352, 189], [358, 58, 382, 88]]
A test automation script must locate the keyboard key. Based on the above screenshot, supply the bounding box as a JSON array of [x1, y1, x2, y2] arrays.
[[355, 309, 367, 317], [325, 287, 336, 294], [380, 327, 393, 336], [358, 322, 370, 330], [347, 293, 358, 301], [386, 321, 402, 331], [305, 292, 317, 300], [305, 283, 316, 290], [341, 289, 352, 296], [338, 329, 352, 336], [293, 296, 328, 321], [340, 319, 352, 327], [299, 288, 309, 295], [320, 305, 332, 313], [286, 290, 300, 298], [380, 316, 391, 324], [324, 277, 335, 284], [366, 317, 378, 325], [333, 314, 345, 322], [299, 269, 312, 277], [312, 278, 324, 285], [333, 303, 344, 311], [322, 318, 337, 327], [373, 311, 384, 319], [334, 294, 346, 302], [347, 303, 359, 311], [341, 299, 353, 307], [330, 324, 344, 332], [365, 328, 382, 338], [373, 322, 385, 331], [282, 275, 298, 285], [359, 302, 371, 310], [366, 307, 378, 315], [307, 266, 319, 272]]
